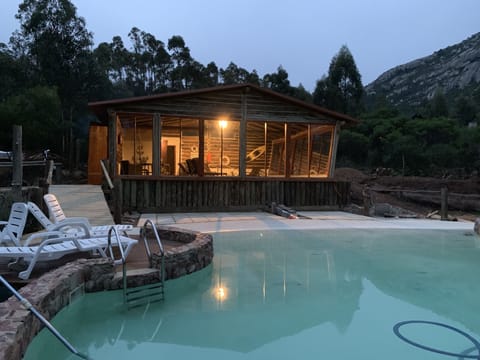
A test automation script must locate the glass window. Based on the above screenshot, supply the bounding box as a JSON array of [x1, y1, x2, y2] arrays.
[[119, 115, 153, 176], [204, 119, 239, 176], [161, 119, 184, 175], [266, 122, 285, 176], [289, 124, 309, 177], [116, 114, 335, 178], [175, 119, 199, 175], [246, 122, 267, 176], [310, 125, 334, 177]]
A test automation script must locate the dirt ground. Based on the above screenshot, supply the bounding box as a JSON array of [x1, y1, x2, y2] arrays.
[[334, 168, 480, 221]]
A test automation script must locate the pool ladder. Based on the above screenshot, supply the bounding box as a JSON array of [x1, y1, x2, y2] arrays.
[[108, 221, 165, 309]]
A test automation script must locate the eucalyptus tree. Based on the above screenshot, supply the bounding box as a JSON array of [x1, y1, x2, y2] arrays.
[[220, 62, 259, 85], [0, 44, 29, 101], [313, 45, 364, 115], [262, 66, 292, 95], [0, 86, 62, 153], [146, 33, 172, 93], [110, 36, 129, 82], [204, 61, 220, 87], [12, 0, 96, 164], [262, 66, 312, 102], [291, 84, 313, 103], [168, 35, 195, 90], [126, 27, 172, 94]]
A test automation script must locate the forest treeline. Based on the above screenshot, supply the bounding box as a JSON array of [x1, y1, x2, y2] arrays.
[[0, 0, 479, 175]]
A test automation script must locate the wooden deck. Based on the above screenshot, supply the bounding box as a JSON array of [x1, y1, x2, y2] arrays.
[[49, 184, 114, 226]]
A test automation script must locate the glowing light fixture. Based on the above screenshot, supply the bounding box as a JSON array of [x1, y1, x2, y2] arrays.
[[219, 119, 228, 129]]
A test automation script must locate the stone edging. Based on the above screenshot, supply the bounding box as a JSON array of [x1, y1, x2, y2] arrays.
[[0, 229, 213, 360]]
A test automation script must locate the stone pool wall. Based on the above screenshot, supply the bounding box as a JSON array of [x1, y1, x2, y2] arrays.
[[154, 228, 214, 279], [0, 229, 213, 360]]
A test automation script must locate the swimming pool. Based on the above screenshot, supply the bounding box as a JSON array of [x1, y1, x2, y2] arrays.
[[24, 229, 480, 360]]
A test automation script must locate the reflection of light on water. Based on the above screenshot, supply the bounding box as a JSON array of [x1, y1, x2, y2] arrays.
[[212, 285, 228, 308], [216, 286, 227, 300], [213, 256, 228, 306]]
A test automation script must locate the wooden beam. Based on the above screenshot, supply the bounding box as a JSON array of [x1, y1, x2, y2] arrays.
[[239, 92, 247, 178], [329, 122, 342, 178], [284, 123, 291, 178], [107, 110, 117, 176], [11, 125, 22, 200], [152, 113, 161, 176], [198, 119, 205, 176]]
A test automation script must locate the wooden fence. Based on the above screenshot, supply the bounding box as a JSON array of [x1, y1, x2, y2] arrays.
[[115, 177, 351, 213]]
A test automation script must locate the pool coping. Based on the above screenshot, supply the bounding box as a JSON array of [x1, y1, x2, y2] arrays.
[[138, 211, 474, 233]]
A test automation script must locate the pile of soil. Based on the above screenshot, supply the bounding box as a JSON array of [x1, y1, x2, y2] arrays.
[[334, 168, 480, 221]]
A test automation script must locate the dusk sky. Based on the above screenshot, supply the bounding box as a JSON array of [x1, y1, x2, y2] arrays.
[[1, 0, 479, 91]]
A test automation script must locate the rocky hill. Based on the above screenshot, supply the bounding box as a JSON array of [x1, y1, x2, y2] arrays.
[[365, 32, 480, 111]]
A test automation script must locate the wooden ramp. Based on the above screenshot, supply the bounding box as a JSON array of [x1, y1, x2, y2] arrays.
[[48, 185, 114, 226]]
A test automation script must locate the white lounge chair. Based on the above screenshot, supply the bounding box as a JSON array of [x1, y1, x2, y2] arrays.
[[27, 202, 94, 239], [0, 202, 28, 246], [0, 230, 138, 279], [41, 193, 133, 236]]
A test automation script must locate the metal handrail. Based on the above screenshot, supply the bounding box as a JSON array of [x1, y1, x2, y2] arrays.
[[140, 219, 165, 283], [107, 226, 126, 263], [100, 159, 114, 190], [107, 226, 127, 301], [140, 219, 165, 261], [108, 222, 165, 307], [0, 275, 91, 360]]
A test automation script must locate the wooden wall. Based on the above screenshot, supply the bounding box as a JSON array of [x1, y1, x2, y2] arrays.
[[88, 125, 108, 185], [117, 178, 350, 212]]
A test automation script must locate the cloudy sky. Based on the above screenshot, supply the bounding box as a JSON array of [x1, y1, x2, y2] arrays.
[[1, 0, 479, 90]]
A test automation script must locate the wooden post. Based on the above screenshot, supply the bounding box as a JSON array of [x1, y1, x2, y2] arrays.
[[329, 122, 342, 178], [107, 110, 117, 176], [198, 119, 205, 176], [440, 187, 448, 220], [11, 125, 23, 201], [152, 113, 161, 176], [284, 123, 291, 177], [113, 178, 122, 224], [46, 160, 54, 185], [75, 138, 81, 170], [239, 92, 247, 178], [362, 185, 373, 217]]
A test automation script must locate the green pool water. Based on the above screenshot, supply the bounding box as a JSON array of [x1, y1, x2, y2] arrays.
[[24, 229, 480, 360]]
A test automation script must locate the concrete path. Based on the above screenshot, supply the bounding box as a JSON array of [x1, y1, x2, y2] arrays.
[[46, 184, 475, 233], [48, 184, 114, 226]]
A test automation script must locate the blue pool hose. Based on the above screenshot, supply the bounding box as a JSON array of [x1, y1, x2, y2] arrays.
[[393, 320, 480, 359]]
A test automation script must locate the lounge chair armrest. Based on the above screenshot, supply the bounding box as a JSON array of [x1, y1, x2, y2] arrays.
[[50, 219, 93, 238], [23, 231, 68, 246], [38, 235, 77, 247], [58, 217, 92, 227]]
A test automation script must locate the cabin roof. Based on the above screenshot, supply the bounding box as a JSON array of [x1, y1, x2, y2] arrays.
[[88, 83, 359, 125]]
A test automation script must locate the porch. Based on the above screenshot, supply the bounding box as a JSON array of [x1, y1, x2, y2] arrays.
[[89, 84, 357, 212]]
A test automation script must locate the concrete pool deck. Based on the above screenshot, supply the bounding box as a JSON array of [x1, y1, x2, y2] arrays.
[[139, 211, 475, 233], [49, 185, 474, 234]]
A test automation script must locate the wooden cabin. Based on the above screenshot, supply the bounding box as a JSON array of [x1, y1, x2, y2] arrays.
[[88, 84, 358, 213]]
